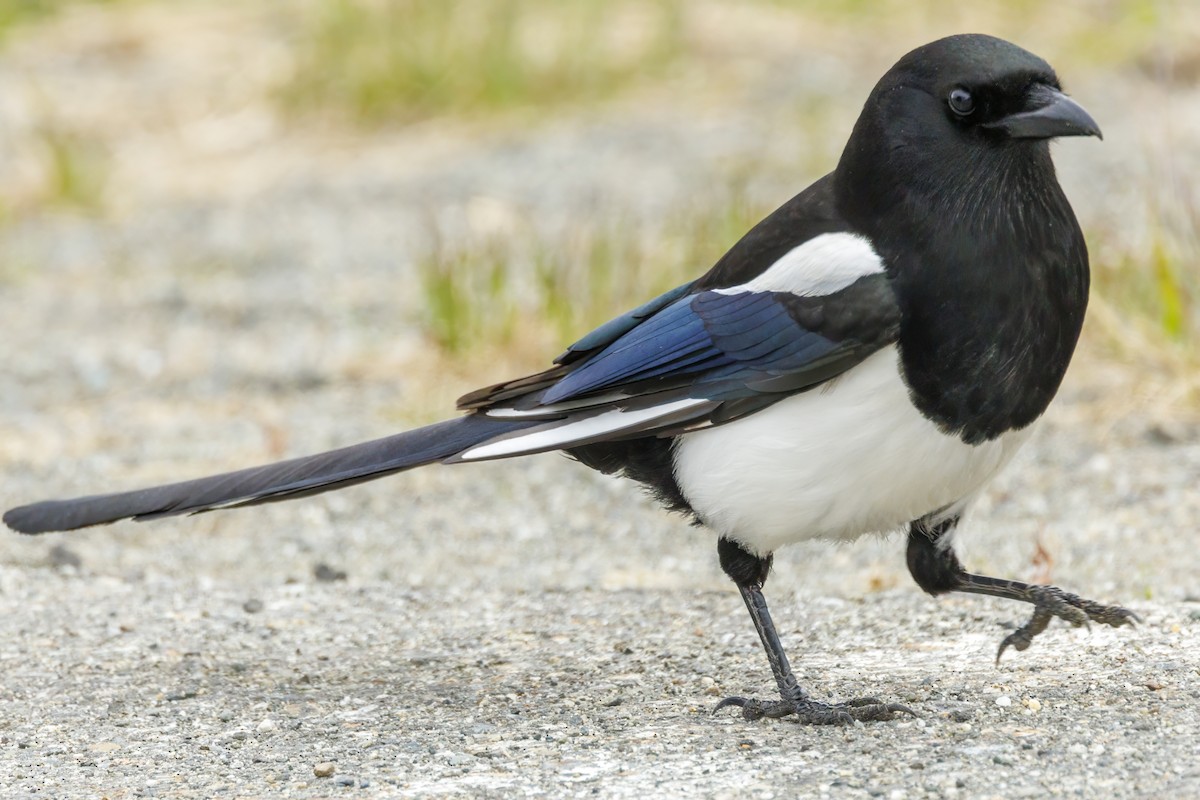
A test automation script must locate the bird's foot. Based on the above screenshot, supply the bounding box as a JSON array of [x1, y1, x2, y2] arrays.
[[714, 693, 916, 725], [996, 585, 1140, 662]]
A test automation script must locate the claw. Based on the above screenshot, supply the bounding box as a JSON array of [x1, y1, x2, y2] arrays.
[[995, 585, 1139, 663], [712, 696, 751, 716]]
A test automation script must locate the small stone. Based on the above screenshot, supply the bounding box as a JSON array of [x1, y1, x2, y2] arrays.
[[49, 544, 83, 569], [89, 741, 121, 753], [1145, 681, 1164, 691], [1067, 743, 1088, 756], [243, 599, 264, 614], [1145, 421, 1190, 445], [166, 687, 198, 701], [1022, 697, 1042, 712], [256, 719, 277, 733], [313, 762, 336, 778], [334, 776, 355, 786], [995, 695, 1012, 708], [314, 563, 347, 582], [949, 709, 973, 722]]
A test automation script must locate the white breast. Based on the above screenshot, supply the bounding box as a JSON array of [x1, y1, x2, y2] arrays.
[[671, 346, 1033, 556]]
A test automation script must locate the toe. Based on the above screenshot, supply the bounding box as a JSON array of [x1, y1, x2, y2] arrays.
[[1091, 605, 1140, 628], [845, 702, 916, 722]]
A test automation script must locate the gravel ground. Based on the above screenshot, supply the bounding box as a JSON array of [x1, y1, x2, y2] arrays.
[[2, 5, 1200, 799]]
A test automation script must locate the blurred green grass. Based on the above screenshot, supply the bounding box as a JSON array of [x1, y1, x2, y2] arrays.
[[1088, 192, 1199, 400], [36, 124, 109, 210], [0, 0, 74, 38], [280, 0, 685, 124], [0, 0, 122, 40]]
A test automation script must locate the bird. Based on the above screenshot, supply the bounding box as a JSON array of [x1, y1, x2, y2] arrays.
[[4, 34, 1138, 725]]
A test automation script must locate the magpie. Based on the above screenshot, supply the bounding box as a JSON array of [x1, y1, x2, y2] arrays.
[[4, 34, 1137, 724]]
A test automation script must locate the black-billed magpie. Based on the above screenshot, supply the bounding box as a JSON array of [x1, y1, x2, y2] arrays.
[[4, 34, 1137, 724]]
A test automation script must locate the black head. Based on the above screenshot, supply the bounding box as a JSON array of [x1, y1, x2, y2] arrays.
[[836, 34, 1100, 227], [883, 34, 1100, 142]]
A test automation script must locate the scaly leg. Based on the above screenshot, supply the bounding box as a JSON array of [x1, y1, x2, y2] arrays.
[[906, 517, 1139, 662], [714, 538, 915, 724]]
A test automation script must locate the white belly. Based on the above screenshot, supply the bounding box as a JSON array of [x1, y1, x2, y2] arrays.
[[671, 346, 1033, 555]]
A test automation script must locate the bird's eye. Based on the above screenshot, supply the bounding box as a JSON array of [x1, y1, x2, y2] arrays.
[[948, 88, 975, 117]]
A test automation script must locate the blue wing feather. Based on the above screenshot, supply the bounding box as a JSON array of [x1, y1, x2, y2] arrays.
[[554, 281, 697, 364], [542, 290, 840, 405]]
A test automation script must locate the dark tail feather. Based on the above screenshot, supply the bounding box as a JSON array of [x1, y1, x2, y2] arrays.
[[4, 415, 540, 534]]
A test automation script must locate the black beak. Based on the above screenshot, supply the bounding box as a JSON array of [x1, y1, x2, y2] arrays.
[[986, 84, 1102, 140]]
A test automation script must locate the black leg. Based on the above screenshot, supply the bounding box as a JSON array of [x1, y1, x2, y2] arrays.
[[907, 517, 1139, 662], [713, 538, 915, 724]]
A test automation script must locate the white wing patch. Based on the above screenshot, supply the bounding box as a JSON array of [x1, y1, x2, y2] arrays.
[[460, 398, 711, 461], [715, 232, 884, 297]]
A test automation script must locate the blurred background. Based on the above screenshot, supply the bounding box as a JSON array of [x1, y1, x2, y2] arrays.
[[0, 0, 1198, 596]]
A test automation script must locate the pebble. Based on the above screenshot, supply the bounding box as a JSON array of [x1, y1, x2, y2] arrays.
[[995, 695, 1012, 707], [256, 718, 277, 733], [49, 544, 83, 569], [243, 598, 264, 614], [313, 762, 336, 778], [314, 563, 348, 582]]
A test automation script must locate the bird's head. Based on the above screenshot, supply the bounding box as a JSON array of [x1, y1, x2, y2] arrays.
[[836, 34, 1100, 227], [882, 33, 1101, 144]]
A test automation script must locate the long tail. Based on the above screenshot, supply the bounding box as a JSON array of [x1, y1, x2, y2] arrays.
[[3, 415, 541, 534]]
